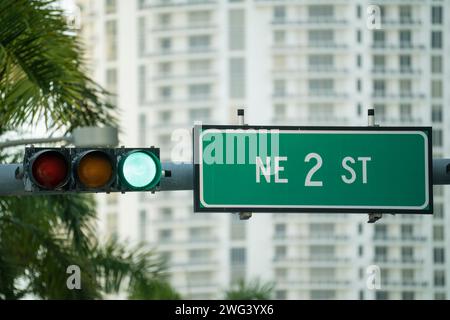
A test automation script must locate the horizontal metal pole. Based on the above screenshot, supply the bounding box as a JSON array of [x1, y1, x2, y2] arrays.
[[0, 159, 448, 196]]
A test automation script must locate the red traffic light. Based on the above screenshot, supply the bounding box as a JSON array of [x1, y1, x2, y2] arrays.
[[31, 150, 69, 189]]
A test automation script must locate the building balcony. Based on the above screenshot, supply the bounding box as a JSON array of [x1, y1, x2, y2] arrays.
[[272, 44, 348, 54], [381, 19, 422, 27], [371, 68, 421, 76], [256, 0, 349, 5], [376, 117, 423, 126], [380, 281, 428, 289], [151, 72, 217, 85], [169, 260, 218, 272], [373, 235, 427, 242], [143, 96, 217, 107], [151, 24, 217, 33], [371, 43, 426, 51], [157, 237, 219, 248], [276, 279, 352, 289], [371, 93, 426, 102], [272, 116, 351, 126], [143, 48, 217, 59], [273, 256, 351, 267], [272, 18, 349, 27], [273, 68, 349, 78], [273, 235, 350, 244], [373, 258, 424, 266], [139, 0, 217, 9]]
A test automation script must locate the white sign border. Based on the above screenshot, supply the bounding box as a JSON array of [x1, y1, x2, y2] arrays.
[[199, 129, 430, 210]]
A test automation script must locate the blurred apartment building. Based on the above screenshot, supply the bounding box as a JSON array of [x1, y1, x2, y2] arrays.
[[76, 0, 450, 299]]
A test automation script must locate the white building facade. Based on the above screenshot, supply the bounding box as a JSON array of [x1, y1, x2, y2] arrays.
[[77, 0, 450, 299]]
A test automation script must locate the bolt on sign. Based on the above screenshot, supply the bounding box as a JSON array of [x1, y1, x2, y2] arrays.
[[193, 125, 432, 214]]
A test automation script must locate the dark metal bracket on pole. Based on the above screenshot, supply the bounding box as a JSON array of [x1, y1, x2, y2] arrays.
[[367, 108, 383, 224], [236, 108, 252, 221]]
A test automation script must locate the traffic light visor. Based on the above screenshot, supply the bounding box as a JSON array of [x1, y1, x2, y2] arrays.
[[119, 151, 161, 190], [31, 150, 69, 189]]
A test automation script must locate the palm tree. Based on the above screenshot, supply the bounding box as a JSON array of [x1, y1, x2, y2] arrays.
[[0, 0, 179, 299], [224, 279, 274, 300]]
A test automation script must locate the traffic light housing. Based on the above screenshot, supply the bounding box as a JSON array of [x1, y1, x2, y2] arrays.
[[23, 147, 162, 193]]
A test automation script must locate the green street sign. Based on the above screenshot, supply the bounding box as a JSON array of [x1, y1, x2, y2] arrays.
[[193, 125, 432, 214]]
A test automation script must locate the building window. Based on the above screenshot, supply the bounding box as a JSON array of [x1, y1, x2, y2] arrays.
[[189, 84, 211, 100], [189, 108, 210, 122], [431, 6, 443, 24], [435, 293, 446, 300], [357, 55, 362, 67], [434, 270, 445, 287], [401, 292, 414, 300], [308, 30, 334, 46], [189, 59, 211, 75], [273, 30, 286, 45], [373, 30, 385, 47], [189, 249, 210, 263], [374, 224, 387, 239], [401, 247, 414, 262], [433, 248, 445, 264], [399, 30, 411, 48], [229, 58, 246, 99], [138, 65, 147, 104], [399, 79, 412, 96], [399, 55, 411, 72], [399, 5, 412, 23], [275, 290, 286, 300], [432, 105, 442, 123], [400, 104, 412, 120], [159, 86, 172, 100], [375, 246, 387, 262], [433, 226, 444, 241], [373, 80, 386, 97], [310, 290, 335, 300], [375, 291, 389, 300], [434, 203, 444, 218], [159, 37, 172, 52], [158, 229, 172, 242], [158, 62, 172, 76], [229, 9, 245, 50], [158, 13, 171, 27], [431, 31, 442, 49], [402, 269, 414, 284], [308, 5, 334, 20], [230, 221, 246, 241], [309, 54, 333, 70], [188, 11, 210, 27], [105, 20, 117, 60], [308, 79, 334, 94], [373, 55, 385, 71], [431, 56, 443, 74], [159, 207, 173, 220], [274, 104, 286, 119], [273, 79, 286, 96], [189, 35, 210, 52], [138, 113, 146, 146], [433, 129, 443, 148], [105, 0, 116, 14], [274, 246, 287, 260], [230, 248, 246, 265], [273, 6, 286, 21], [138, 210, 147, 242], [274, 224, 286, 238], [431, 80, 443, 98]]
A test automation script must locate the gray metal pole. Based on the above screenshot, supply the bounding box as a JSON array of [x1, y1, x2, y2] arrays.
[[1, 159, 449, 196]]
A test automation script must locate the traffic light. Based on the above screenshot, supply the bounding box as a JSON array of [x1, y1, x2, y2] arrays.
[[23, 147, 162, 193]]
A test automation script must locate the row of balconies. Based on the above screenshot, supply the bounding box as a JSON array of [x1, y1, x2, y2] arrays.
[[373, 235, 427, 242], [373, 257, 424, 264], [139, 0, 217, 9]]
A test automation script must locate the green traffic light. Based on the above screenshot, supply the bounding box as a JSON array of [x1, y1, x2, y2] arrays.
[[119, 151, 161, 190]]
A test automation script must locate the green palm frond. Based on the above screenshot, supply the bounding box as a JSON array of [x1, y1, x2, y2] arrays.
[[0, 0, 116, 132]]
